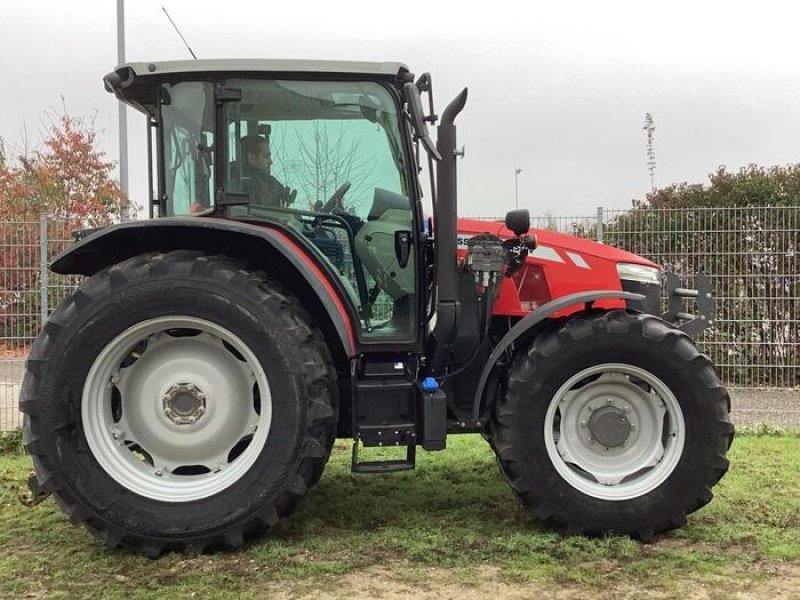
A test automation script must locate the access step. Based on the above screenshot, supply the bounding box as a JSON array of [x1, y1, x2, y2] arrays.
[[356, 422, 416, 447], [351, 423, 417, 473]]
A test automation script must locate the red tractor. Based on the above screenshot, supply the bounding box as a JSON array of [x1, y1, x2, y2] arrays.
[[21, 59, 733, 556]]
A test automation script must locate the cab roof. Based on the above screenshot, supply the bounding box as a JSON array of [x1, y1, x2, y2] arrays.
[[105, 59, 412, 116], [117, 59, 409, 78]]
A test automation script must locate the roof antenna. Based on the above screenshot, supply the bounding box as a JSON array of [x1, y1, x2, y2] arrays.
[[162, 6, 198, 59]]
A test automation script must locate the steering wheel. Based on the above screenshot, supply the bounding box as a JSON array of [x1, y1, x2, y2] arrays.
[[320, 181, 352, 213]]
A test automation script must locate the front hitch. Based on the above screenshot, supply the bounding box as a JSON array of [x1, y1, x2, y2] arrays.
[[662, 271, 714, 335]]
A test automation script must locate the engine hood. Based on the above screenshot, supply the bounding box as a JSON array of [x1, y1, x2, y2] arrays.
[[456, 218, 658, 268]]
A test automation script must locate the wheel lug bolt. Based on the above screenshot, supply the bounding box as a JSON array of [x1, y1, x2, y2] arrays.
[[623, 406, 631, 414], [580, 420, 588, 428], [587, 437, 594, 444], [588, 403, 596, 411], [606, 398, 613, 405], [154, 469, 163, 477]]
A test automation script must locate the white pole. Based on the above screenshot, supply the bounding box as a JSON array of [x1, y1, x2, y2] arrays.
[[514, 168, 522, 210], [39, 215, 49, 326], [117, 0, 129, 220]]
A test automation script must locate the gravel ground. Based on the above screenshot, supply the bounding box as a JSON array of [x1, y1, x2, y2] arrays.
[[1, 359, 24, 431], [1, 358, 797, 431], [0, 359, 23, 382], [728, 387, 800, 428]]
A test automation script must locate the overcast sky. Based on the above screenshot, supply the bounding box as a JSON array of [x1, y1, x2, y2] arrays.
[[2, 0, 800, 217]]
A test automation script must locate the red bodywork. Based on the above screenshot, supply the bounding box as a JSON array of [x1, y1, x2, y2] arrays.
[[455, 218, 659, 318]]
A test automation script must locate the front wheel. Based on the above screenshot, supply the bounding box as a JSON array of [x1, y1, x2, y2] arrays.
[[490, 310, 733, 539]]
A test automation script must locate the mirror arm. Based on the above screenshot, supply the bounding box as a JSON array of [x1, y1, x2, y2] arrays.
[[404, 82, 442, 161]]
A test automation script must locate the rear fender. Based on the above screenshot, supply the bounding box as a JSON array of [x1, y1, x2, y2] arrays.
[[51, 217, 356, 358], [472, 290, 644, 420]]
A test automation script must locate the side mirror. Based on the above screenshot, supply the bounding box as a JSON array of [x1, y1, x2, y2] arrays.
[[505, 209, 530, 236]]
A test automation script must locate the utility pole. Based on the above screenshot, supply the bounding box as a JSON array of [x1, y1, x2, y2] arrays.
[[117, 0, 130, 220], [514, 168, 522, 210]]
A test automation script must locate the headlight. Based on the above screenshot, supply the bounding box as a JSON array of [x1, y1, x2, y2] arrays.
[[616, 263, 661, 285]]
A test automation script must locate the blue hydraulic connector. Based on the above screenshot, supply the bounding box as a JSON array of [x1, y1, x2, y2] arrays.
[[421, 377, 439, 392]]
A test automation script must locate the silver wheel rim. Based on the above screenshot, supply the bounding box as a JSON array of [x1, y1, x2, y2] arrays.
[[82, 316, 272, 502], [544, 363, 685, 501]]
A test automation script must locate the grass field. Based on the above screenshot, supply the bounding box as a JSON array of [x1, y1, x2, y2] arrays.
[[0, 430, 798, 599]]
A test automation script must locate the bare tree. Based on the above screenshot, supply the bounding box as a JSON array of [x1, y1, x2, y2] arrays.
[[289, 122, 376, 210]]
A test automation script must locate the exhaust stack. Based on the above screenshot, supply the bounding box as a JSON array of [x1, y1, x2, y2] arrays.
[[429, 88, 468, 374]]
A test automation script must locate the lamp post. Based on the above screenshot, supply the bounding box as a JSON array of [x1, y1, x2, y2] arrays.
[[514, 168, 523, 210]]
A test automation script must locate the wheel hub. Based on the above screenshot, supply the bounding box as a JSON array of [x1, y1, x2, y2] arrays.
[[588, 405, 632, 448], [163, 383, 207, 425]]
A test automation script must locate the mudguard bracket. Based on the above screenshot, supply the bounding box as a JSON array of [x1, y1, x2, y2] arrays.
[[471, 290, 644, 420]]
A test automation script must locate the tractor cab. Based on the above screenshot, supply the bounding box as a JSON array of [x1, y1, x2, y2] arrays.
[[107, 60, 428, 344]]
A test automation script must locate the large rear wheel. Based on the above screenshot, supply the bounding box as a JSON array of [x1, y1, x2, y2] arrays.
[[21, 251, 338, 556], [490, 310, 733, 539]]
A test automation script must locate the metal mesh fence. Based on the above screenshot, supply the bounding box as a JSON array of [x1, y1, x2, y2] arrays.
[[472, 213, 603, 238], [1, 208, 797, 430], [1, 217, 80, 431], [602, 207, 799, 389]]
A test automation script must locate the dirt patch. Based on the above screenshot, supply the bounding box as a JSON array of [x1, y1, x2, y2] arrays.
[[257, 562, 800, 600]]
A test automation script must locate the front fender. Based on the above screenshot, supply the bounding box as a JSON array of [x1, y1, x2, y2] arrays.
[[472, 290, 644, 420], [52, 217, 356, 357]]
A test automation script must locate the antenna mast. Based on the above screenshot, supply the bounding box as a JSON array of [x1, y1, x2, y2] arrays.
[[162, 6, 198, 59]]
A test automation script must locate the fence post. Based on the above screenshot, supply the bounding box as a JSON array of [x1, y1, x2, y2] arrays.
[[596, 206, 604, 243], [39, 214, 49, 326]]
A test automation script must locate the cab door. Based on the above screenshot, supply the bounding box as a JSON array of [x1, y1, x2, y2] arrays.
[[221, 78, 419, 343]]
